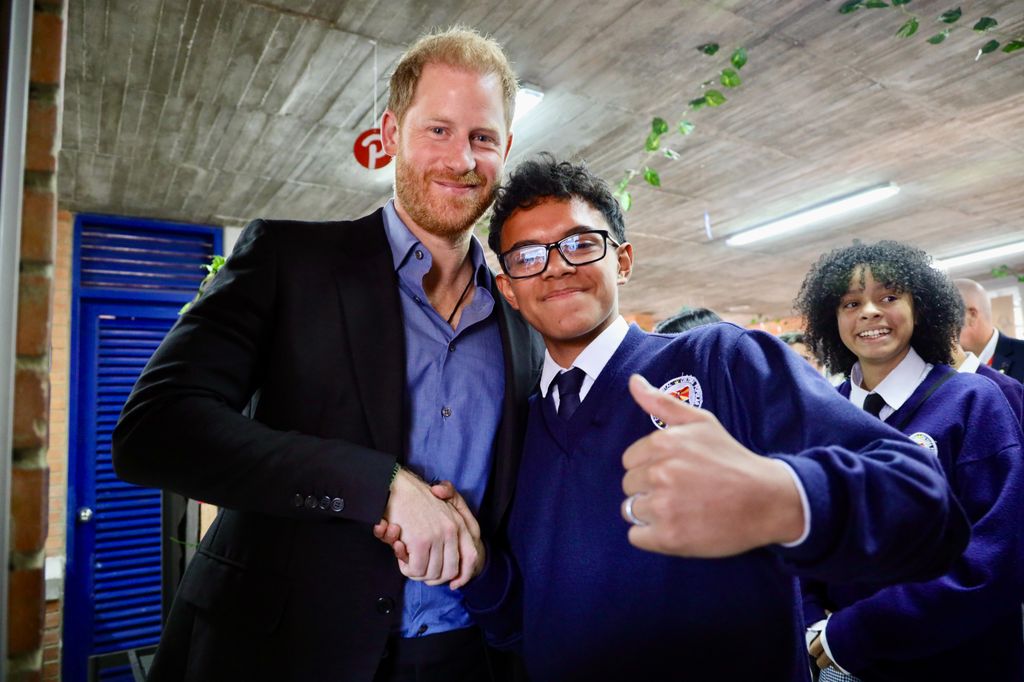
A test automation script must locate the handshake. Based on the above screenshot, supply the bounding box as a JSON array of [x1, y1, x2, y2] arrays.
[[373, 469, 483, 590]]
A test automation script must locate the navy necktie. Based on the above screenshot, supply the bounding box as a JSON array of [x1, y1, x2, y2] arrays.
[[553, 368, 586, 420], [863, 392, 887, 418]]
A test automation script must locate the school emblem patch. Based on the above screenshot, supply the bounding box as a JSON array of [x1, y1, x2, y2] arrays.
[[650, 374, 703, 429], [909, 431, 938, 456]]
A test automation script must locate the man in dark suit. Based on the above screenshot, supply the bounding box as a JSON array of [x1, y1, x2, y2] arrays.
[[112, 27, 542, 681], [956, 278, 1024, 383]]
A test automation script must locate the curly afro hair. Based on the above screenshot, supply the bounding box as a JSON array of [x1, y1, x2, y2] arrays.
[[794, 240, 963, 376], [487, 153, 625, 256]]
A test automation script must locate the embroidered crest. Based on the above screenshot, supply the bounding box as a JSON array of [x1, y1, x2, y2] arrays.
[[909, 431, 938, 456], [650, 374, 703, 429]]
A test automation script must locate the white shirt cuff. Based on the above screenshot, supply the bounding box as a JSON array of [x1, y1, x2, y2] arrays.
[[776, 460, 811, 547], [821, 618, 853, 675], [806, 619, 826, 649]]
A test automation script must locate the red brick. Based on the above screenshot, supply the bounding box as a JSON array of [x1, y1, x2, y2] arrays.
[[30, 12, 65, 86], [42, 628, 59, 646], [20, 187, 56, 264], [25, 99, 59, 172], [43, 605, 60, 629], [8, 671, 42, 682], [13, 367, 48, 450], [16, 271, 53, 357], [7, 568, 45, 655], [11, 466, 50, 554]]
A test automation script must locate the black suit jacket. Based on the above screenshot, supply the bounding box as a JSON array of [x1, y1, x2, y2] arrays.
[[112, 210, 543, 681], [993, 332, 1024, 383]]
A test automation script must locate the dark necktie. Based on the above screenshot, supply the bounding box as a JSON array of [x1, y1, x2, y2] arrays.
[[863, 392, 887, 419], [553, 368, 587, 420]]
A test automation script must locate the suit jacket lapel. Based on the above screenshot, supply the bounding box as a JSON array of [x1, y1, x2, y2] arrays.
[[333, 209, 407, 458], [484, 284, 542, 533]]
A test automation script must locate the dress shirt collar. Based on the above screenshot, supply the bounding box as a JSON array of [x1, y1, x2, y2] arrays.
[[958, 351, 981, 374], [978, 329, 1000, 366], [849, 346, 932, 420], [381, 199, 490, 285], [539, 316, 629, 398]]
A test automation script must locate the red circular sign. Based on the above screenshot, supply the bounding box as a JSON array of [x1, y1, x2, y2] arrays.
[[353, 128, 392, 170]]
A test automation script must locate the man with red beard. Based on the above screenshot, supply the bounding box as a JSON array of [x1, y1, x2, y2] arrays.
[[112, 27, 542, 682]]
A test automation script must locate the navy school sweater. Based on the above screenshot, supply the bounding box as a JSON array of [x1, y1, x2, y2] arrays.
[[802, 365, 1024, 682], [461, 324, 969, 681], [978, 362, 1024, 425]]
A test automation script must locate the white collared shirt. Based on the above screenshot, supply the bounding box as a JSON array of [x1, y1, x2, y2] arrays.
[[978, 329, 1000, 366], [959, 351, 981, 374], [849, 348, 933, 422], [539, 316, 629, 410]]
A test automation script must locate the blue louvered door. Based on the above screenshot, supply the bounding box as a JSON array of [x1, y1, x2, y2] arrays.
[[65, 215, 221, 682]]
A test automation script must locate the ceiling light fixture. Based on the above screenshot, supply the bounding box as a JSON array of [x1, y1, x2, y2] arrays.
[[725, 183, 900, 247], [933, 241, 1024, 271], [512, 85, 544, 130]]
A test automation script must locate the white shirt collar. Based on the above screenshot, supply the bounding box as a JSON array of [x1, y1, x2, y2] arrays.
[[978, 329, 1000, 365], [849, 347, 932, 421], [539, 316, 629, 403], [958, 351, 981, 374]]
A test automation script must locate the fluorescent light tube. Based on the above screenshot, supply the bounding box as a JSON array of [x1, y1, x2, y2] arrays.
[[726, 183, 900, 247], [512, 86, 544, 130], [933, 241, 1024, 271]]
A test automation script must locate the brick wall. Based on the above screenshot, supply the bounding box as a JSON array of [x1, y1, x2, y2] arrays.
[[7, 1, 67, 680]]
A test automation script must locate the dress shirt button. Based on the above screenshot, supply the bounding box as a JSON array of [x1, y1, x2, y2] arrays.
[[292, 493, 304, 508], [441, 406, 452, 418], [305, 495, 317, 509], [416, 624, 429, 635], [376, 596, 395, 615], [414, 295, 422, 304], [448, 343, 456, 352], [331, 497, 345, 512], [415, 249, 424, 260], [319, 496, 331, 510]]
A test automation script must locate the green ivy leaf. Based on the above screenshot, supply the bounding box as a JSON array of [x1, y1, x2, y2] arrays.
[[643, 167, 661, 187], [839, 0, 863, 13], [645, 131, 661, 152], [991, 265, 1011, 278], [927, 29, 950, 44], [615, 190, 632, 211], [616, 174, 631, 193], [977, 39, 1000, 58], [1004, 40, 1024, 53], [652, 117, 669, 135], [698, 43, 720, 55], [704, 89, 727, 107], [896, 17, 919, 38], [731, 47, 748, 70], [973, 17, 997, 32], [939, 7, 961, 24], [678, 120, 695, 135], [720, 68, 742, 88], [892, 0, 910, 4], [689, 96, 708, 110], [865, 0, 888, 7], [663, 148, 680, 160]]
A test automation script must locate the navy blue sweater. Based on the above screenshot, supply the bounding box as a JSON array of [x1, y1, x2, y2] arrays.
[[462, 324, 968, 681], [802, 366, 1024, 682]]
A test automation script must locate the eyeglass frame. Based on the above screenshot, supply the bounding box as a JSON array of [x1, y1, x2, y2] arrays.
[[497, 228, 623, 280]]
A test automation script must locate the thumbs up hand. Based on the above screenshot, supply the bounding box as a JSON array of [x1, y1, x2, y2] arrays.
[[621, 375, 805, 558]]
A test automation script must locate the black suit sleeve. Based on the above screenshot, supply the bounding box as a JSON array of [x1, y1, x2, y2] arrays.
[[112, 220, 396, 524]]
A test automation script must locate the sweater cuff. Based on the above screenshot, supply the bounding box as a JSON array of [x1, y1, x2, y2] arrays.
[[821, 617, 854, 675], [460, 542, 513, 613], [775, 459, 811, 547]]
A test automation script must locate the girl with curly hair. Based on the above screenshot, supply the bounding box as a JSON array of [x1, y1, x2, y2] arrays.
[[794, 240, 1024, 682]]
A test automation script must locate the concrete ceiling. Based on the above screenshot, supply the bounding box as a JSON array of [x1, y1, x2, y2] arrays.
[[59, 0, 1024, 321]]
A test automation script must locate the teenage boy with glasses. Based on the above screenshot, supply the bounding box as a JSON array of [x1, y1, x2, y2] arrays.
[[377, 155, 969, 681]]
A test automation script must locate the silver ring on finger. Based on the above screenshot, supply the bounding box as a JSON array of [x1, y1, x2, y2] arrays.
[[624, 493, 649, 527]]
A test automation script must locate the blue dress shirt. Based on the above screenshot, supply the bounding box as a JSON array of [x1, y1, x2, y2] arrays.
[[382, 200, 505, 638]]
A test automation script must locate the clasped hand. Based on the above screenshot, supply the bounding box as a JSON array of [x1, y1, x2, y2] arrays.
[[373, 469, 483, 589]]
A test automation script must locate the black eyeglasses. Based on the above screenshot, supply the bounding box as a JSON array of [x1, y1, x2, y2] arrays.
[[498, 229, 621, 279]]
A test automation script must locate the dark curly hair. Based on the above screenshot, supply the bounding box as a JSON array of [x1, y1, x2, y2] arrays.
[[487, 153, 625, 256], [794, 240, 962, 376], [653, 307, 722, 334]]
